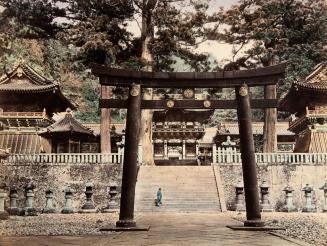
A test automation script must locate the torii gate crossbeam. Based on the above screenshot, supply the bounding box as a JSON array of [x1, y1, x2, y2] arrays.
[[92, 63, 286, 229]]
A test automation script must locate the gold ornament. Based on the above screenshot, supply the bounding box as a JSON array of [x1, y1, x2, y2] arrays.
[[130, 84, 140, 96], [203, 100, 211, 108], [239, 85, 248, 97], [183, 88, 194, 98], [166, 100, 175, 108], [16, 68, 23, 78]]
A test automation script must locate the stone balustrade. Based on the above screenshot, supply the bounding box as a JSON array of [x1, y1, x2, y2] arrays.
[[1, 153, 124, 165], [213, 151, 327, 164]]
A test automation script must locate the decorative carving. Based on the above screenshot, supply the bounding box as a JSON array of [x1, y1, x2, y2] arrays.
[[183, 88, 194, 98], [166, 100, 175, 108], [239, 85, 248, 96], [203, 100, 211, 108], [16, 68, 23, 78], [130, 84, 140, 97]]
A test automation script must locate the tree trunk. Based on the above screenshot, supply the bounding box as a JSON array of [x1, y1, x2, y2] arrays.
[[100, 85, 111, 153], [262, 51, 277, 153], [263, 85, 277, 152], [139, 0, 157, 165]]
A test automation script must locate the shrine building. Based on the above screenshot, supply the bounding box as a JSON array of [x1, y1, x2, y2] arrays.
[[280, 63, 327, 152]]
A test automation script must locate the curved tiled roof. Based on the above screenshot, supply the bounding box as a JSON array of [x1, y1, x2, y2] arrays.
[[39, 109, 94, 136], [0, 58, 59, 92]]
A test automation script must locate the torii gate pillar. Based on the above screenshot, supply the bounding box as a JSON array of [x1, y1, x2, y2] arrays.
[[235, 84, 264, 227], [116, 84, 142, 228]]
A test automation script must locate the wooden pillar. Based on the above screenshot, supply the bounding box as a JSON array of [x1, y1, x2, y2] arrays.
[[116, 84, 141, 228], [235, 84, 264, 227], [100, 85, 111, 153]]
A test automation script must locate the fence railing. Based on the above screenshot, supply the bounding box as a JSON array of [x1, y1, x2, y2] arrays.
[[1, 153, 124, 164], [213, 151, 327, 164]]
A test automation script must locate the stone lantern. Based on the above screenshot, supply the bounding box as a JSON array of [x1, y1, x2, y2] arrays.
[[80, 180, 96, 213], [21, 182, 37, 216], [234, 180, 245, 211], [7, 186, 19, 216], [260, 181, 273, 212], [281, 186, 297, 212], [0, 183, 9, 220], [302, 184, 316, 212], [42, 189, 56, 213], [102, 185, 119, 213], [320, 181, 327, 212], [62, 185, 74, 214]]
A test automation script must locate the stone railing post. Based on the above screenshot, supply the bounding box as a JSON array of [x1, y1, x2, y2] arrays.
[[212, 144, 217, 163]]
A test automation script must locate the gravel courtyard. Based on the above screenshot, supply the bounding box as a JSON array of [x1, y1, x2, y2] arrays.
[[0, 212, 325, 245]]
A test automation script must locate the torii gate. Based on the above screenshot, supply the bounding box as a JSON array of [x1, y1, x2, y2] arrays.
[[92, 63, 286, 229]]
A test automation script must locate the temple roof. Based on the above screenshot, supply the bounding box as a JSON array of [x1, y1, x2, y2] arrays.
[[39, 109, 94, 137], [0, 58, 75, 110], [153, 109, 214, 123], [279, 63, 327, 113]]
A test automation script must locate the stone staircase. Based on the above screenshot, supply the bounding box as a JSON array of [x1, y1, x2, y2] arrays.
[[135, 166, 223, 212]]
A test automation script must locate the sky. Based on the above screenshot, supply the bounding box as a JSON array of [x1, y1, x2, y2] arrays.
[[126, 0, 242, 66]]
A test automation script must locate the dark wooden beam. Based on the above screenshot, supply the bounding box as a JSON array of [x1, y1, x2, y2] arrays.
[[92, 63, 286, 88], [99, 99, 278, 109]]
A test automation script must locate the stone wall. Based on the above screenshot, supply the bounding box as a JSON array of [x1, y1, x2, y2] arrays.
[[0, 162, 122, 212], [218, 163, 327, 211]]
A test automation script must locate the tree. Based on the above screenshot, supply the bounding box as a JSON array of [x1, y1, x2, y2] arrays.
[[210, 0, 327, 152], [133, 0, 217, 165]]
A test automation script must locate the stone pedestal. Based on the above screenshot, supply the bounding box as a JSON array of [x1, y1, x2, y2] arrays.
[[320, 181, 327, 212], [281, 186, 297, 212], [21, 182, 37, 216], [302, 184, 316, 212], [103, 186, 119, 213], [234, 181, 245, 211], [0, 183, 9, 220], [80, 181, 96, 213], [62, 185, 74, 214], [43, 190, 56, 213], [7, 186, 19, 216], [260, 181, 273, 212]]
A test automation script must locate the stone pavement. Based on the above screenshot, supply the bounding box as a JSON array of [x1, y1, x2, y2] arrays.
[[0, 213, 308, 246]]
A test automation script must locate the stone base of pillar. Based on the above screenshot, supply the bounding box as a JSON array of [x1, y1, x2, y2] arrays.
[[0, 211, 9, 220], [260, 204, 274, 212], [244, 219, 265, 227], [281, 205, 297, 212], [61, 208, 74, 214], [116, 219, 136, 228], [102, 208, 118, 213], [20, 208, 37, 216], [79, 208, 97, 213], [42, 208, 56, 214], [7, 207, 20, 216], [302, 206, 317, 213]]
